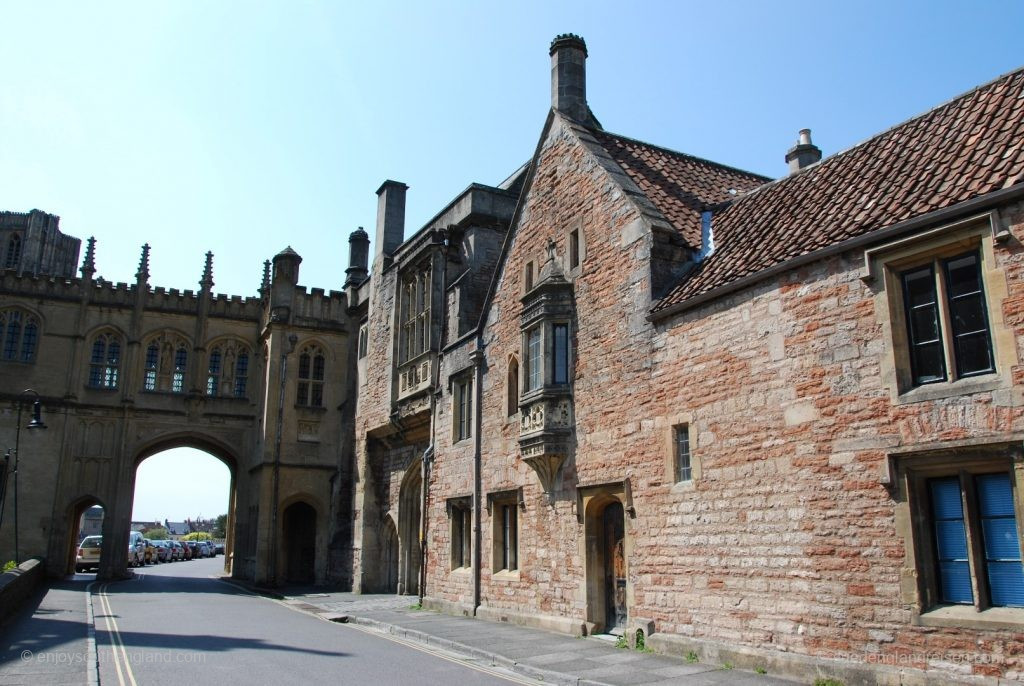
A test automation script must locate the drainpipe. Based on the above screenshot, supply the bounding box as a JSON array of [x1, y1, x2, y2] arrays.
[[269, 332, 298, 586], [471, 344, 483, 615]]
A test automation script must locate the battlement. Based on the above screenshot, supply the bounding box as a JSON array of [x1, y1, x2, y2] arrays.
[[0, 270, 264, 320]]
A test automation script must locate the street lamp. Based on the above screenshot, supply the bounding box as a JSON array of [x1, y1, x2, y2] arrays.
[[1, 389, 47, 564]]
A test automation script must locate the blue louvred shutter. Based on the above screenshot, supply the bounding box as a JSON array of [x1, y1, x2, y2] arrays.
[[930, 477, 973, 604], [976, 473, 1024, 607]]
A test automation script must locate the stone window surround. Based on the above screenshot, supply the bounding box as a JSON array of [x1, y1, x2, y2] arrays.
[[505, 355, 519, 420], [487, 488, 524, 579], [862, 211, 1016, 405], [565, 218, 586, 275], [889, 438, 1024, 631], [449, 368, 473, 444], [0, 307, 40, 364], [446, 495, 472, 572], [661, 412, 702, 492]]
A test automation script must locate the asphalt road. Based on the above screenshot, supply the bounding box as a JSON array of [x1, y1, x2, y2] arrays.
[[93, 557, 537, 686]]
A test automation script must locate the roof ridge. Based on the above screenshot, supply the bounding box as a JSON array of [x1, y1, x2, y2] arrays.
[[592, 127, 773, 183], [727, 64, 1024, 206]]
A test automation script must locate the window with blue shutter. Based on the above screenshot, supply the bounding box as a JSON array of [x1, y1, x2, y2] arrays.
[[976, 473, 1024, 607], [929, 477, 974, 604]]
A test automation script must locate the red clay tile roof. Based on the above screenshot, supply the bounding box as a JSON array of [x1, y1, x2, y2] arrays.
[[591, 130, 770, 248], [652, 66, 1024, 314]]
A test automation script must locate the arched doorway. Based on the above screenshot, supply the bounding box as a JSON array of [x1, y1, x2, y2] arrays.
[[583, 490, 629, 634], [601, 501, 627, 631], [65, 497, 106, 575], [381, 516, 398, 593], [283, 501, 316, 584], [397, 461, 421, 595]]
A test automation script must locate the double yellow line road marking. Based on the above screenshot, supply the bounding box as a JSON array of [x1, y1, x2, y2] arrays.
[[91, 580, 139, 686]]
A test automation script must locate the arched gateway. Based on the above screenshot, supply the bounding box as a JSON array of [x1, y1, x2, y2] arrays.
[[0, 229, 359, 586]]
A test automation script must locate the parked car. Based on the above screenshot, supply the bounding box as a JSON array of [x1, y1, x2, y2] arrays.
[[197, 541, 210, 558], [170, 540, 185, 561], [214, 542, 224, 555], [153, 540, 170, 563], [76, 535, 102, 572], [129, 531, 145, 567], [185, 541, 199, 559], [180, 541, 193, 560], [143, 539, 158, 564]]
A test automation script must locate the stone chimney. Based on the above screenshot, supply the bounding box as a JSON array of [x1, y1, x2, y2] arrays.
[[346, 226, 370, 287], [375, 180, 408, 259], [550, 34, 593, 125], [785, 129, 822, 174]]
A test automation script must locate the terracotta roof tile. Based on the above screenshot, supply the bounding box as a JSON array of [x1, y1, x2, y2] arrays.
[[652, 67, 1024, 314], [590, 130, 770, 248]]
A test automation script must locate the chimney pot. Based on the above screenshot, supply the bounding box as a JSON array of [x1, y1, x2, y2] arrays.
[[785, 128, 822, 174]]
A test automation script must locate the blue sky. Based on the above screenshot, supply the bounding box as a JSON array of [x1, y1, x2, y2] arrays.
[[3, 1, 1020, 520]]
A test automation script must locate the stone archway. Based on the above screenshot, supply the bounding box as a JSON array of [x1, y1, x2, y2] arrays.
[[397, 460, 422, 595], [283, 501, 317, 584], [64, 496, 106, 575]]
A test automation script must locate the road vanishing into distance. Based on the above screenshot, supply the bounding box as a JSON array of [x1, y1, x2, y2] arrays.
[[4, 557, 538, 686]]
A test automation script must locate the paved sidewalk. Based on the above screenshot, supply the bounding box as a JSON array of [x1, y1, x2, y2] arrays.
[[0, 579, 96, 686], [263, 586, 798, 686]]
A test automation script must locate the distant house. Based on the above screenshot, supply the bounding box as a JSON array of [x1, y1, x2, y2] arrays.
[[164, 520, 190, 539], [78, 506, 103, 541]]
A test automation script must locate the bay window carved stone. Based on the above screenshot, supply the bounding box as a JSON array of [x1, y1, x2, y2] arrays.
[[518, 240, 576, 493]]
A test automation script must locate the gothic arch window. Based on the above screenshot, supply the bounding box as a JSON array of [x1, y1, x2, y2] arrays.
[[144, 343, 159, 390], [206, 341, 251, 398], [297, 345, 325, 407], [207, 348, 222, 395], [88, 332, 122, 389], [234, 350, 249, 398], [171, 346, 188, 393], [0, 309, 39, 363], [4, 233, 22, 269]]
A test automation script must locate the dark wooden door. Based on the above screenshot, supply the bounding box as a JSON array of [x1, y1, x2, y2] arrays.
[[603, 502, 626, 630]]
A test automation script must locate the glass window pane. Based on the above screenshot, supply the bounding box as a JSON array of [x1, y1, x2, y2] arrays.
[[21, 320, 37, 361], [910, 341, 946, 385], [944, 253, 982, 299], [954, 332, 995, 377], [903, 267, 936, 308], [553, 325, 568, 384]]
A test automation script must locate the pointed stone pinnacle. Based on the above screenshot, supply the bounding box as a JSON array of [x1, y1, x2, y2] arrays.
[[81, 236, 97, 278]]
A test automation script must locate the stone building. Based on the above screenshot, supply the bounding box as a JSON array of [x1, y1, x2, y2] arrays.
[[351, 36, 1024, 684], [2, 32, 1023, 684], [0, 213, 357, 586]]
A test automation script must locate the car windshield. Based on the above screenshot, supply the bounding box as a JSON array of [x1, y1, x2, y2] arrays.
[[81, 537, 102, 548]]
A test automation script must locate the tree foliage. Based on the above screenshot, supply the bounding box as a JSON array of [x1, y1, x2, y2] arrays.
[[213, 513, 227, 539], [182, 532, 211, 541], [142, 526, 169, 539]]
